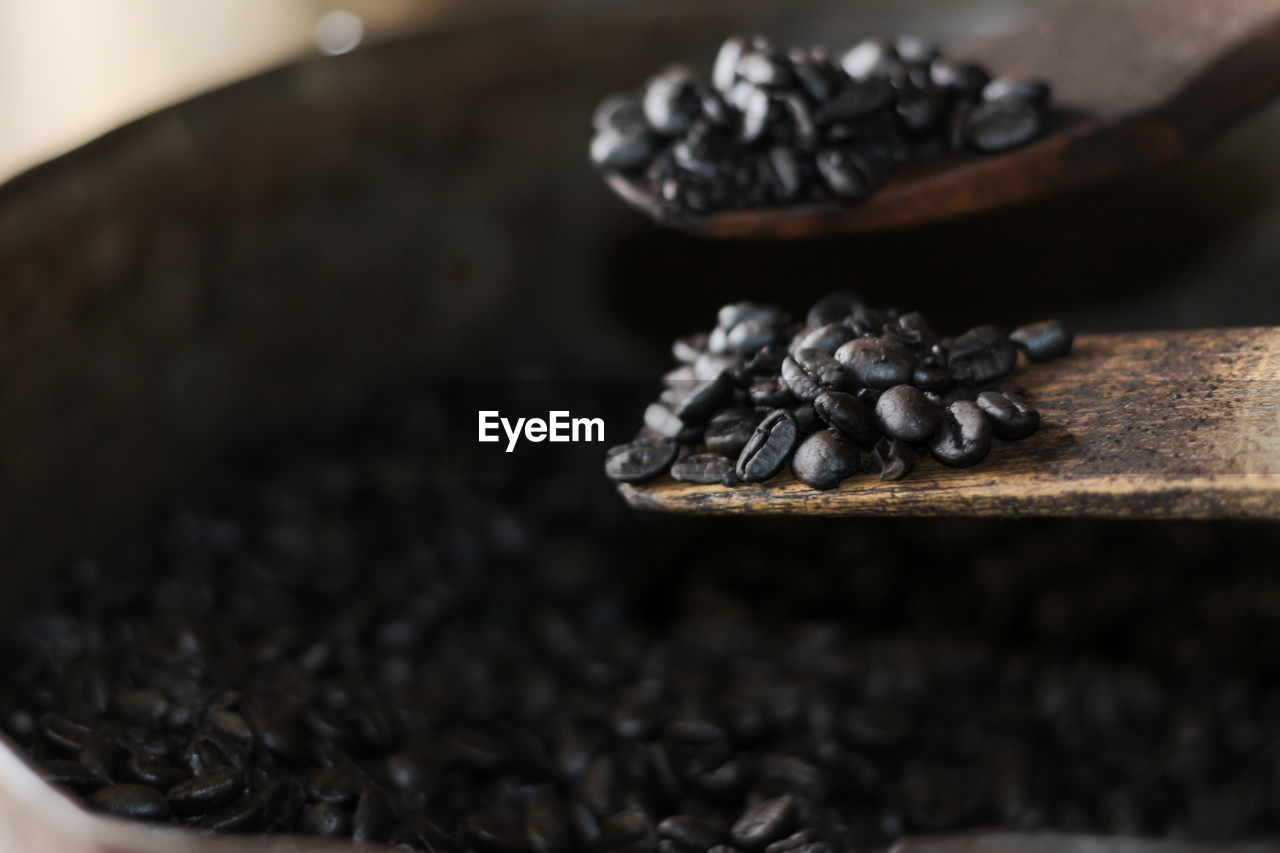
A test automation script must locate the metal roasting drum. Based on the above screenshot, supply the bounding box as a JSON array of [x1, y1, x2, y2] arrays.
[[1, 0, 1279, 849]]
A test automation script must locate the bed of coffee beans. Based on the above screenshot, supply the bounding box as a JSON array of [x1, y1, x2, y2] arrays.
[[4, 380, 1279, 848], [591, 35, 1052, 216], [606, 293, 1072, 490]]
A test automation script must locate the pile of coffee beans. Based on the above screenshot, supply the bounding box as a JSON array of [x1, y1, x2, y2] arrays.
[[606, 293, 1071, 490], [3, 381, 1280, 846], [591, 35, 1051, 216]]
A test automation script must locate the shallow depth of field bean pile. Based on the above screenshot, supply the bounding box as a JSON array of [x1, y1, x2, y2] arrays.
[[3, 381, 1279, 848], [591, 35, 1051, 217], [606, 293, 1071, 490]]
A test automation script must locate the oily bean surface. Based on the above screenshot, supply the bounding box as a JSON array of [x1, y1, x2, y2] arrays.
[[736, 409, 799, 482]]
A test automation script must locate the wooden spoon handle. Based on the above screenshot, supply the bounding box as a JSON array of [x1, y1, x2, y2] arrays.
[[619, 328, 1280, 520]]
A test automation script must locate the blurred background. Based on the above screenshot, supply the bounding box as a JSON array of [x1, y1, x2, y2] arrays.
[[0, 1, 445, 181]]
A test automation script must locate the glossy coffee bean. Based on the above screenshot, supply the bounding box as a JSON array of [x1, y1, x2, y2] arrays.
[[731, 795, 796, 848], [814, 149, 880, 202], [834, 336, 915, 390], [982, 78, 1051, 106], [658, 815, 727, 851], [168, 767, 245, 816], [964, 96, 1044, 152], [791, 431, 860, 490], [948, 326, 1017, 384], [705, 409, 762, 458], [1010, 319, 1073, 363], [299, 801, 351, 837], [671, 454, 739, 487], [871, 437, 916, 481], [976, 391, 1040, 440], [840, 40, 898, 80], [736, 409, 799, 482], [674, 372, 735, 425], [931, 401, 992, 467], [713, 37, 748, 93], [644, 66, 702, 136], [813, 391, 878, 447], [792, 323, 853, 356], [875, 385, 939, 444], [91, 783, 171, 821], [781, 349, 845, 402], [605, 439, 679, 484]]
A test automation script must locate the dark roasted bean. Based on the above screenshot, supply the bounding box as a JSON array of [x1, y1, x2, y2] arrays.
[[1010, 319, 1073, 363], [912, 364, 953, 393], [671, 453, 739, 487], [644, 402, 686, 439], [126, 752, 188, 788], [195, 792, 266, 833], [840, 40, 898, 80], [644, 66, 702, 137], [713, 37, 747, 93], [948, 326, 1017, 384], [525, 785, 571, 853], [982, 78, 1051, 106], [38, 710, 98, 752], [976, 391, 1041, 440], [736, 409, 799, 482], [874, 385, 939, 444], [964, 95, 1045, 152], [731, 795, 796, 849], [592, 129, 657, 173], [781, 349, 845, 402], [748, 377, 796, 409], [790, 431, 859, 490], [814, 149, 880, 202], [792, 323, 852, 356], [871, 437, 916, 481], [605, 438, 679, 483], [91, 783, 171, 821], [931, 401, 992, 467], [813, 391, 877, 447], [168, 767, 245, 816], [705, 409, 762, 458], [78, 735, 121, 782], [834, 336, 915, 390], [895, 36, 939, 65], [806, 293, 862, 328], [930, 60, 990, 95], [674, 372, 735, 425], [599, 810, 656, 853], [737, 52, 790, 88]]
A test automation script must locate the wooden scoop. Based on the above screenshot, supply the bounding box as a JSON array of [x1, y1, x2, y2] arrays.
[[606, 0, 1280, 239], [617, 327, 1280, 519]]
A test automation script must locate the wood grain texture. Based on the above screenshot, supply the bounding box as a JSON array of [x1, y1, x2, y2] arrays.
[[610, 0, 1280, 238], [619, 328, 1280, 519]]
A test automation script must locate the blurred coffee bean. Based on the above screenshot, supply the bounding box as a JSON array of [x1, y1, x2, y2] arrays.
[[1010, 320, 1074, 363], [949, 326, 1017, 384], [964, 96, 1045, 152], [731, 795, 796, 848], [91, 783, 171, 821], [672, 454, 739, 487], [169, 767, 246, 816], [606, 439, 679, 484], [976, 392, 1041, 441]]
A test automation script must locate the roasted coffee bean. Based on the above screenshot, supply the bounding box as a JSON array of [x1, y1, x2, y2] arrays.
[[740, 88, 774, 145], [814, 149, 880, 202], [834, 336, 915, 390], [948, 326, 1017, 384], [91, 783, 171, 821], [726, 319, 781, 355], [674, 372, 735, 425], [1010, 319, 1073, 363], [595, 95, 648, 134], [592, 129, 658, 173], [525, 786, 570, 853], [126, 752, 188, 788], [806, 293, 861, 328], [713, 37, 748, 93], [748, 377, 796, 409], [705, 409, 763, 458], [738, 51, 790, 88], [658, 815, 727, 851], [38, 710, 98, 752], [644, 66, 702, 136], [671, 454, 739, 487], [781, 349, 845, 402], [812, 391, 877, 447], [731, 795, 796, 849], [766, 147, 804, 200], [840, 40, 898, 80], [195, 791, 268, 833], [736, 409, 799, 482], [964, 95, 1045, 152], [931, 401, 992, 467], [871, 437, 916, 481], [894, 36, 939, 65], [791, 430, 860, 490], [113, 688, 168, 725], [673, 333, 709, 364], [982, 78, 1051, 106], [792, 323, 853, 356], [606, 438, 679, 483], [168, 767, 245, 816], [874, 385, 939, 444], [930, 60, 990, 95], [976, 391, 1040, 441], [912, 364, 953, 393]]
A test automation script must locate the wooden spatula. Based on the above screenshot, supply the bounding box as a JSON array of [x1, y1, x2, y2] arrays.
[[617, 327, 1280, 519], [606, 0, 1280, 238]]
